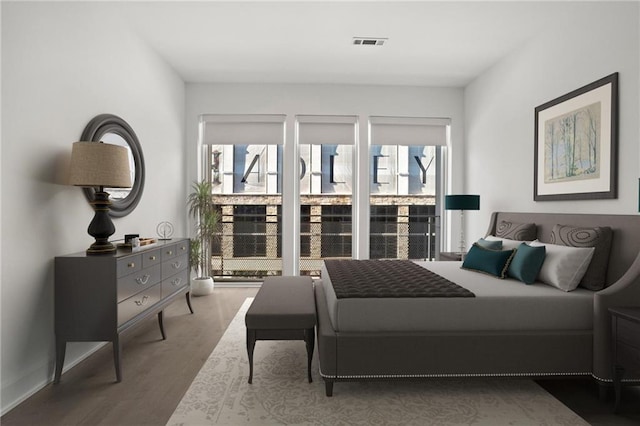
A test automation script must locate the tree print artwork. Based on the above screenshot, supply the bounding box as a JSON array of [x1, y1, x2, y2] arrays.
[[544, 101, 601, 184]]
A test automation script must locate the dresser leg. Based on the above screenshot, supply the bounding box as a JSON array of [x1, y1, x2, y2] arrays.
[[53, 339, 66, 384], [158, 311, 166, 340], [185, 292, 194, 314], [113, 337, 122, 382]]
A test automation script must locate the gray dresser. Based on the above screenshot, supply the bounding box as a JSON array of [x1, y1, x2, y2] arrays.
[[54, 238, 193, 383]]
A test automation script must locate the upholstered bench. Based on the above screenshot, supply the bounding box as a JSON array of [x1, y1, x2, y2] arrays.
[[245, 276, 316, 384]]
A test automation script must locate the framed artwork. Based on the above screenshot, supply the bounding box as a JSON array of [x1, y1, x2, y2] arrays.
[[534, 73, 618, 201]]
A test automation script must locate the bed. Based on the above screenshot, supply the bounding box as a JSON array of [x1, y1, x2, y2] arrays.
[[316, 212, 640, 396]]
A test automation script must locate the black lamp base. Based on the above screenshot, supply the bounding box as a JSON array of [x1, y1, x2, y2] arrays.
[[87, 240, 116, 255], [86, 190, 116, 255]]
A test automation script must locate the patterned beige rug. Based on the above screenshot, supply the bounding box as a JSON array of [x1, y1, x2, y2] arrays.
[[168, 298, 588, 425]]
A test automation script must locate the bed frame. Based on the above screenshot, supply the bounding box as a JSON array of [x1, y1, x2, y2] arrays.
[[316, 212, 640, 396]]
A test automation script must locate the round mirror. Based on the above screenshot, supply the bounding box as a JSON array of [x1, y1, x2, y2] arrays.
[[80, 114, 145, 217]]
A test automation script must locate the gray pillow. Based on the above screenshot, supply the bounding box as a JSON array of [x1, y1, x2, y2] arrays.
[[550, 224, 613, 291], [495, 220, 537, 241], [476, 238, 503, 250]]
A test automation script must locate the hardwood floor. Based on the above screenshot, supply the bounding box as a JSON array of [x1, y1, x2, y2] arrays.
[[2, 287, 639, 425], [1, 287, 258, 426]]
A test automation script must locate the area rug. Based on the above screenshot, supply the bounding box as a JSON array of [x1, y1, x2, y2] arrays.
[[167, 298, 588, 425]]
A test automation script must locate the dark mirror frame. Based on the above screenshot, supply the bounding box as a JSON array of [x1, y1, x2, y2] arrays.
[[80, 114, 145, 217]]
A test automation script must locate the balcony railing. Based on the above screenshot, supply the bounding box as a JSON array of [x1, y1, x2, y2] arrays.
[[208, 214, 440, 279]]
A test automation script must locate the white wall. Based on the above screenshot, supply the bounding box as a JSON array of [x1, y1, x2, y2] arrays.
[[1, 3, 186, 413], [465, 2, 639, 241], [186, 83, 465, 271]]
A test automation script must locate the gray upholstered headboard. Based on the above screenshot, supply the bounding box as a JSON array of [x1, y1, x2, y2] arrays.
[[486, 211, 640, 286]]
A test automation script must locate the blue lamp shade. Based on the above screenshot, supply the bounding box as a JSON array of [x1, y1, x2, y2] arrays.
[[445, 195, 480, 211]]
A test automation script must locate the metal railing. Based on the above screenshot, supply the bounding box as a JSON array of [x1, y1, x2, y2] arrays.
[[209, 214, 440, 279]]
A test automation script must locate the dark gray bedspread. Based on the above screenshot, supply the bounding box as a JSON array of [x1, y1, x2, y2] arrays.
[[324, 259, 475, 299]]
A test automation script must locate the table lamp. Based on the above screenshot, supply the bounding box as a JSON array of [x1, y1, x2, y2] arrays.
[[69, 142, 132, 254], [445, 194, 480, 256]]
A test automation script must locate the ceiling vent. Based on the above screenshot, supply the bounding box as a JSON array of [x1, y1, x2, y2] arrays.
[[352, 37, 387, 46]]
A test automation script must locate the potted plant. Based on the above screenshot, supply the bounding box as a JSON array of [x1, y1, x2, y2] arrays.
[[187, 180, 219, 296]]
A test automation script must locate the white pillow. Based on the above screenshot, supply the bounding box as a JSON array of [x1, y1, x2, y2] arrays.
[[484, 235, 529, 250], [528, 241, 595, 291]]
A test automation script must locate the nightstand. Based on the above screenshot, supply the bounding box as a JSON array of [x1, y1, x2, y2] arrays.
[[609, 307, 640, 412], [438, 252, 463, 261]]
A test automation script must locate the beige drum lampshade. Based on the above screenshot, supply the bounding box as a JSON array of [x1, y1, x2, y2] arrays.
[[69, 142, 132, 188]]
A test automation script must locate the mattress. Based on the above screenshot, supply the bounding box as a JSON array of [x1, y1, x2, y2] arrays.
[[321, 261, 594, 333]]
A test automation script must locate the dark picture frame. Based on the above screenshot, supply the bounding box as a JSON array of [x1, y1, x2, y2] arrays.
[[534, 73, 618, 201]]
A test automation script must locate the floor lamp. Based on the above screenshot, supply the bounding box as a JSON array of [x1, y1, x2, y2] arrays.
[[445, 195, 480, 257]]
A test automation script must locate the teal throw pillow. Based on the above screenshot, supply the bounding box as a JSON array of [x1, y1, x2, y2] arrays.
[[475, 238, 503, 250], [461, 244, 516, 279], [508, 242, 546, 284]]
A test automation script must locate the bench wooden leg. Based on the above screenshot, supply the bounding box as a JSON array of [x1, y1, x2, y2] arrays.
[[304, 327, 314, 383], [247, 328, 256, 384]]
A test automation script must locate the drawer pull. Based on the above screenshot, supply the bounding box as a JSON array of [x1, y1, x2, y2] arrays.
[[135, 295, 149, 306], [166, 250, 173, 256], [180, 246, 186, 251], [135, 274, 151, 285], [149, 255, 157, 261], [128, 262, 135, 268], [172, 261, 182, 269], [171, 278, 182, 286]]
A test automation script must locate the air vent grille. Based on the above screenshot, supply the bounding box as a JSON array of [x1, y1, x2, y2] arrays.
[[353, 37, 387, 46]]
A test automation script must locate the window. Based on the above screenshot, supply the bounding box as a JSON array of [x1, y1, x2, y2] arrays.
[[197, 114, 448, 279], [369, 117, 448, 260], [233, 205, 266, 257], [370, 205, 398, 259], [200, 115, 285, 279], [408, 205, 437, 260], [298, 115, 356, 276], [321, 205, 352, 258]]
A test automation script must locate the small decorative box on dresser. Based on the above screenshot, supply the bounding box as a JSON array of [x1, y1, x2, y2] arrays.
[[609, 307, 640, 412], [54, 238, 193, 383]]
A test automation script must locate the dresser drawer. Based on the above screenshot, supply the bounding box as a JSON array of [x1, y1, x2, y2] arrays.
[[162, 244, 179, 261], [142, 248, 163, 268], [117, 264, 162, 302], [175, 241, 189, 257], [162, 269, 189, 298], [117, 255, 142, 278], [617, 319, 640, 350], [162, 254, 188, 277], [118, 283, 162, 326], [617, 341, 640, 374]]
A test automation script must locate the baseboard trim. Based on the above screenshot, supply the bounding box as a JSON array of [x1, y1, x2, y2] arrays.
[[1, 342, 107, 416]]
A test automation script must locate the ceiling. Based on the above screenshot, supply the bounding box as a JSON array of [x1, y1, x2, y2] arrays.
[[119, 1, 575, 87]]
